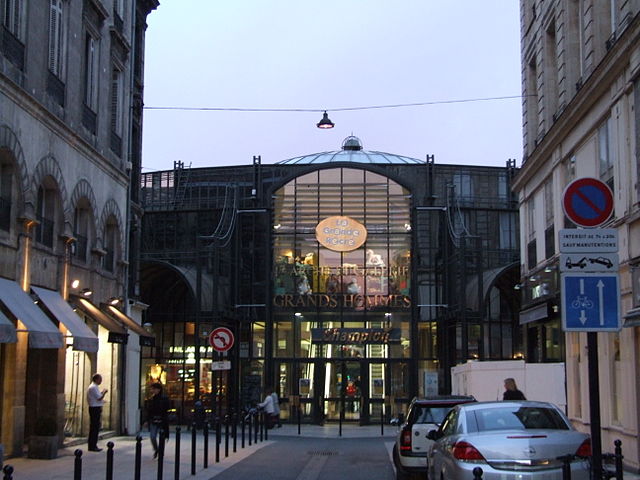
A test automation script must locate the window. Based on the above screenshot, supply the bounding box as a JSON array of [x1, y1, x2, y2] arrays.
[[2, 0, 23, 39], [632, 265, 640, 309], [526, 55, 539, 150], [543, 180, 554, 259], [527, 198, 536, 239], [110, 67, 123, 135], [84, 33, 99, 111], [0, 161, 13, 231], [544, 19, 559, 124], [598, 117, 615, 193], [73, 203, 91, 262], [104, 219, 118, 273], [35, 185, 56, 248], [48, 0, 65, 77]]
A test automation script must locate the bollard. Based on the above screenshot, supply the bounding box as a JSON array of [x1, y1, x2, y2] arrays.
[[215, 418, 221, 463], [134, 435, 142, 480], [259, 412, 264, 442], [248, 414, 252, 446], [191, 422, 197, 476], [225, 415, 230, 457], [174, 427, 181, 480], [233, 414, 237, 453], [3, 465, 14, 480], [297, 405, 301, 435], [614, 439, 623, 480], [472, 466, 483, 479], [243, 415, 247, 448], [264, 413, 268, 442], [74, 449, 83, 480], [157, 430, 165, 480], [203, 421, 209, 469], [254, 414, 259, 444], [558, 454, 572, 480], [380, 405, 384, 436], [106, 441, 114, 480]]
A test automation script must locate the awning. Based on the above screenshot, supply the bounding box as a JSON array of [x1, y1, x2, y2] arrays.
[[72, 296, 128, 344], [102, 304, 155, 347], [32, 287, 99, 352], [0, 277, 64, 348], [0, 310, 17, 343]]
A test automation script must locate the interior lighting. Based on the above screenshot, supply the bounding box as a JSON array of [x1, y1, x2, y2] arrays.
[[294, 312, 303, 317], [273, 224, 281, 230], [316, 111, 335, 129], [81, 287, 93, 297], [109, 296, 120, 305]]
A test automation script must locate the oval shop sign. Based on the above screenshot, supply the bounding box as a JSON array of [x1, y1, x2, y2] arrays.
[[315, 216, 368, 252]]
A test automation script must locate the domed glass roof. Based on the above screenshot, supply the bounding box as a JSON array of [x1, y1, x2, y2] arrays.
[[277, 136, 424, 165]]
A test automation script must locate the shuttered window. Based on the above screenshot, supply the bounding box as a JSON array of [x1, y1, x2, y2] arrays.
[[3, 0, 23, 38], [110, 68, 122, 134], [84, 33, 99, 110], [48, 0, 64, 77]]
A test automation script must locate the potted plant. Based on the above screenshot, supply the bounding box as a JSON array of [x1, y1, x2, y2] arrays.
[[28, 417, 59, 459]]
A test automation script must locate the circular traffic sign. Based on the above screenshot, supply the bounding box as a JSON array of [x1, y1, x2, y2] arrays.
[[562, 177, 614, 227], [209, 327, 234, 352]]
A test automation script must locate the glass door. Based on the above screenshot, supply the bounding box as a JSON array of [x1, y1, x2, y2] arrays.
[[323, 360, 362, 421]]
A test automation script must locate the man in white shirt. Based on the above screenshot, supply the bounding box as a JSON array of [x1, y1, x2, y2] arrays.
[[86, 373, 108, 452], [258, 387, 277, 429]]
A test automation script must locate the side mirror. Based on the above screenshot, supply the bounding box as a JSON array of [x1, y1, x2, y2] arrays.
[[426, 429, 441, 441]]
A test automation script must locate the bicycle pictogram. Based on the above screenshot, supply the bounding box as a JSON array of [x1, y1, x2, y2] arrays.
[[571, 295, 593, 309]]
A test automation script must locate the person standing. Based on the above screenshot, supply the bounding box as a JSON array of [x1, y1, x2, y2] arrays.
[[144, 383, 170, 459], [502, 378, 526, 400], [271, 388, 281, 428], [258, 387, 277, 429], [86, 373, 108, 452]]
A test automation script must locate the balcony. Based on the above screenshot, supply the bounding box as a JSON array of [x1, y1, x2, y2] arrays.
[[73, 233, 88, 262], [35, 216, 54, 248], [110, 131, 122, 157], [46, 71, 65, 106], [82, 104, 97, 135]]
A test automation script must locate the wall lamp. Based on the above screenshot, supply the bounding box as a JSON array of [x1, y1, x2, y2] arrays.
[[80, 287, 93, 297], [108, 296, 121, 305], [70, 279, 80, 289], [544, 265, 557, 273], [316, 111, 335, 129], [513, 283, 523, 290]]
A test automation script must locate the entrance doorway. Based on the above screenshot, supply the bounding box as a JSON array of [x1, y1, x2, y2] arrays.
[[323, 360, 362, 422]]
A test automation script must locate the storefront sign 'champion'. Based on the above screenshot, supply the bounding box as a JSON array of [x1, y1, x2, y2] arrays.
[[315, 216, 367, 252]]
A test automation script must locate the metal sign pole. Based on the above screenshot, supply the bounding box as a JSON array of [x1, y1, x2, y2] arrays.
[[587, 332, 602, 480]]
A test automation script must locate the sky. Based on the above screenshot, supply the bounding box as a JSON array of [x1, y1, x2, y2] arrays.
[[141, 1, 523, 172]]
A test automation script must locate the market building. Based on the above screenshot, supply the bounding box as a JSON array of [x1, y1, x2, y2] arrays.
[[515, 0, 640, 470], [0, 0, 157, 457], [139, 137, 521, 424]]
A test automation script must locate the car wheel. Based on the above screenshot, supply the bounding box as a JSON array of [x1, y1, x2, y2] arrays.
[[392, 445, 410, 480]]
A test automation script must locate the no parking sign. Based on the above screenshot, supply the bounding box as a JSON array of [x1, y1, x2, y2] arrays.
[[562, 178, 614, 227]]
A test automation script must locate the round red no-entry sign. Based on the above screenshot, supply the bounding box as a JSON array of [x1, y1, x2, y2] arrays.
[[562, 177, 614, 227], [209, 327, 234, 352]]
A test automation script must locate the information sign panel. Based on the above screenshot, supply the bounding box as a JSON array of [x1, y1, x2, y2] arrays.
[[561, 273, 621, 332]]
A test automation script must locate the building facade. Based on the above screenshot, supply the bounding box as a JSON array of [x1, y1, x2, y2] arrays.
[[515, 0, 640, 469], [139, 138, 521, 425], [0, 0, 157, 457]]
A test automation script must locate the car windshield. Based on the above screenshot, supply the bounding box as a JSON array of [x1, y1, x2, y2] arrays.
[[472, 406, 570, 432], [413, 405, 457, 424]]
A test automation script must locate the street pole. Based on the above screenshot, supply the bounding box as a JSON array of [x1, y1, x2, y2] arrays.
[[195, 235, 202, 402], [587, 332, 602, 480]]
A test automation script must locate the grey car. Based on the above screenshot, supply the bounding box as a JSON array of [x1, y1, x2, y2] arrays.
[[427, 401, 591, 480]]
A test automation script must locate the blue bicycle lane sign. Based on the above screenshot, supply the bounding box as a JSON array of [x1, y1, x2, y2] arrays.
[[561, 273, 621, 332]]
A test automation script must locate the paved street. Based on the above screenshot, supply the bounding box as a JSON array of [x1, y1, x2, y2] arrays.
[[4, 424, 639, 479]]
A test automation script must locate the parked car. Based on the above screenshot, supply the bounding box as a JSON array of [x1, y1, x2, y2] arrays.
[[392, 395, 476, 480], [427, 401, 591, 480]]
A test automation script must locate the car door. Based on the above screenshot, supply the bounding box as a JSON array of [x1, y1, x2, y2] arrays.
[[428, 408, 459, 479]]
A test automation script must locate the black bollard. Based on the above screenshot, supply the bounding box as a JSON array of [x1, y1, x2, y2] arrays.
[[225, 416, 230, 457], [3, 465, 14, 480], [559, 454, 572, 480], [134, 435, 142, 480], [248, 414, 252, 446], [297, 405, 301, 435], [106, 441, 114, 480], [242, 415, 246, 448], [472, 466, 483, 479], [264, 413, 268, 442], [157, 429, 165, 480], [203, 421, 209, 469], [381, 405, 384, 436], [614, 439, 623, 480], [259, 412, 264, 442], [254, 414, 259, 444], [191, 422, 197, 476], [174, 427, 181, 480], [73, 449, 83, 480], [233, 414, 237, 453], [215, 418, 221, 463]]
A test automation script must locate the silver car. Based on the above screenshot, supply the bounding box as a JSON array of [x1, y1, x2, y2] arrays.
[[427, 401, 591, 480]]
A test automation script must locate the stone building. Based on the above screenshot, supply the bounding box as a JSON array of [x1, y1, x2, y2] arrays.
[[514, 0, 640, 469], [0, 0, 157, 457]]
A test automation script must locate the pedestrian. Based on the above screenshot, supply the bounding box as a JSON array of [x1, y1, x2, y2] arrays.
[[86, 373, 108, 452], [257, 387, 277, 429], [502, 377, 526, 400], [271, 388, 281, 428], [144, 382, 170, 459]]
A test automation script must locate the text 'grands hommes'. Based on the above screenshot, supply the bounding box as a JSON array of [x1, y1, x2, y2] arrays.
[[273, 294, 411, 309]]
